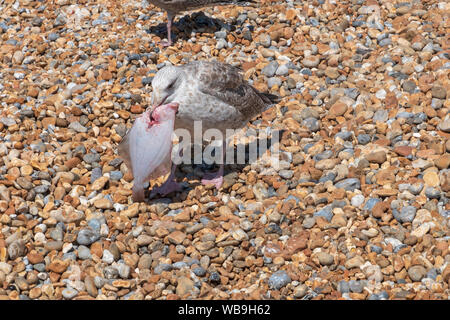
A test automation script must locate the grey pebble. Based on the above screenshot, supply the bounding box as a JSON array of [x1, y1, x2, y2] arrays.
[[90, 167, 102, 183], [154, 263, 173, 274], [349, 280, 364, 293], [303, 117, 320, 132], [335, 178, 361, 191], [425, 187, 441, 199], [68, 121, 87, 133], [76, 227, 100, 245], [62, 288, 78, 299], [48, 32, 59, 41], [34, 185, 49, 194], [193, 267, 206, 277], [209, 271, 221, 283], [103, 266, 119, 279], [77, 245, 92, 260], [94, 276, 106, 289], [313, 206, 333, 222], [279, 170, 294, 179], [302, 216, 316, 229], [117, 263, 131, 279], [394, 206, 416, 223], [267, 77, 282, 88], [83, 153, 100, 164], [172, 261, 188, 269], [337, 280, 349, 293], [110, 171, 123, 181], [261, 61, 279, 77], [357, 134, 371, 145], [268, 270, 291, 290]]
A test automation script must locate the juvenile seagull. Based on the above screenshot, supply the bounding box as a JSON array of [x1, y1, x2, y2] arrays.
[[150, 60, 279, 195], [148, 0, 254, 46]]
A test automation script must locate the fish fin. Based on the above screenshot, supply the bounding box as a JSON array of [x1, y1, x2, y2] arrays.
[[148, 147, 172, 181], [118, 130, 133, 175]]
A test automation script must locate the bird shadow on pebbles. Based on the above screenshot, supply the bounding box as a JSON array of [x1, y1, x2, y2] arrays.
[[146, 11, 239, 44], [146, 129, 285, 203]]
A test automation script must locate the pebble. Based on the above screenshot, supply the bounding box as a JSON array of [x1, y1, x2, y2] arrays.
[[314, 207, 333, 222], [345, 255, 364, 269], [338, 281, 350, 293], [76, 228, 100, 245], [438, 119, 450, 133], [349, 280, 364, 293], [303, 118, 320, 132], [77, 245, 92, 260], [293, 285, 308, 298], [193, 267, 207, 277], [335, 178, 361, 191], [209, 272, 221, 284], [94, 276, 106, 289], [425, 187, 441, 199], [268, 270, 291, 290], [62, 288, 78, 299], [117, 264, 131, 279], [408, 265, 427, 282], [302, 216, 316, 229], [357, 134, 371, 145], [262, 61, 279, 77], [102, 250, 114, 264], [302, 56, 320, 68], [351, 195, 365, 208], [176, 277, 195, 296], [84, 276, 97, 297], [395, 206, 417, 223], [316, 252, 334, 266]]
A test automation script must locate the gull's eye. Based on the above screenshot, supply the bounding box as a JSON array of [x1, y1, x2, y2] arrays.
[[167, 81, 175, 89]]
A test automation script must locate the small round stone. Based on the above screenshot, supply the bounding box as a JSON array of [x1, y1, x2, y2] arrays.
[[395, 206, 417, 223], [193, 267, 207, 277], [268, 270, 291, 290], [76, 228, 100, 245], [209, 272, 221, 284], [62, 288, 78, 299], [316, 252, 334, 266], [408, 265, 427, 282], [351, 194, 365, 207]]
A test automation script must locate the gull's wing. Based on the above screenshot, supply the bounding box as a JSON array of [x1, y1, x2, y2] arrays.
[[182, 60, 279, 121]]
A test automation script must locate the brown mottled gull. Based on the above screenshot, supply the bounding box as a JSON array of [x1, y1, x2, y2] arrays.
[[149, 60, 279, 194], [148, 0, 255, 45]]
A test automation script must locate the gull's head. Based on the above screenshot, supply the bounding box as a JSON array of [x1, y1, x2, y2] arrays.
[[151, 65, 182, 107]]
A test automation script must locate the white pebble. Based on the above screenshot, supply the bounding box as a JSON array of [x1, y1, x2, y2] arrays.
[[100, 223, 109, 237], [14, 72, 25, 79], [375, 89, 386, 99], [351, 194, 365, 207], [102, 249, 114, 264], [34, 232, 46, 242]]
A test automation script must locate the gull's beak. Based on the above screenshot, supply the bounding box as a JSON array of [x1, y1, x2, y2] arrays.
[[151, 89, 168, 108], [168, 102, 179, 114], [150, 89, 159, 107]]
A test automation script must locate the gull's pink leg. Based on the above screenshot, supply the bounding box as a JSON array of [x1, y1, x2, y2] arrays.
[[201, 163, 224, 189], [150, 163, 182, 197], [160, 12, 174, 47], [201, 141, 225, 189]]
